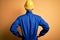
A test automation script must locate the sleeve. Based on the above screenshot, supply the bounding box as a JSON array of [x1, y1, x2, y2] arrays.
[[38, 16, 50, 37], [10, 17, 22, 38]]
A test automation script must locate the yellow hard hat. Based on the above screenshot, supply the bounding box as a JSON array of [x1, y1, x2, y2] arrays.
[[24, 0, 34, 10]]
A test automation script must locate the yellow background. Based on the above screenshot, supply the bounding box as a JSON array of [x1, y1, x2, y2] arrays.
[[0, 0, 60, 40]]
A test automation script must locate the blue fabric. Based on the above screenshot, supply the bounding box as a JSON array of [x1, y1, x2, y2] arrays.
[[10, 10, 49, 40]]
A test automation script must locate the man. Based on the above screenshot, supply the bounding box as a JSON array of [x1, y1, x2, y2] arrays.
[[10, 0, 50, 40]]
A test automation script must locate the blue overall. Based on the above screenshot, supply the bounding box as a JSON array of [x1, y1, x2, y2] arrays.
[[10, 10, 49, 40]]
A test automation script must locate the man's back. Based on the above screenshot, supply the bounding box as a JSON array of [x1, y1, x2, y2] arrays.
[[19, 10, 40, 40], [10, 10, 49, 40]]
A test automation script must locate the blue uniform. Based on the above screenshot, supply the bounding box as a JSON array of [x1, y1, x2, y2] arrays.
[[10, 10, 49, 40]]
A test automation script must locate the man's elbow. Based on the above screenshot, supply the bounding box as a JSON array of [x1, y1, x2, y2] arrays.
[[45, 23, 50, 31], [10, 27, 14, 32]]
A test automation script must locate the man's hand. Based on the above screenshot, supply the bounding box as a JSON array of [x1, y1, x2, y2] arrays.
[[37, 35, 41, 38], [37, 34, 41, 38]]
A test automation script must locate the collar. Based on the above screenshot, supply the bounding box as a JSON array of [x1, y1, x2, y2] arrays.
[[26, 10, 33, 15]]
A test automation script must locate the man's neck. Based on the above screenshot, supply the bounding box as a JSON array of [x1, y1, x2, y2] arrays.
[[26, 10, 33, 14]]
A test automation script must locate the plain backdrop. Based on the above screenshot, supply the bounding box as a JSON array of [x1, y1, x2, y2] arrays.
[[0, 0, 60, 40]]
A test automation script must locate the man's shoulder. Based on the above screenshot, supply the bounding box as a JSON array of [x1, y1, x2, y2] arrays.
[[18, 14, 26, 18], [33, 14, 41, 18]]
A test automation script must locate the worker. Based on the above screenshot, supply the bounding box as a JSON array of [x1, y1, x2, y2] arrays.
[[10, 0, 50, 40]]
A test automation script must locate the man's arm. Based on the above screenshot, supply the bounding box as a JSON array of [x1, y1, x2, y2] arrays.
[[38, 16, 50, 37], [10, 17, 22, 38]]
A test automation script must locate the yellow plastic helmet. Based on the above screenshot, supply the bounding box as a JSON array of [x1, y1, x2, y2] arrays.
[[24, 0, 34, 10]]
